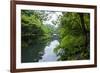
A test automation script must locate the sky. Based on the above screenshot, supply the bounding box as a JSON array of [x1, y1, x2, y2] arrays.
[[43, 11, 62, 28]]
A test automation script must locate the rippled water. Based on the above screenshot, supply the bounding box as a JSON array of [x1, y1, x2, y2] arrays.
[[39, 40, 59, 62]]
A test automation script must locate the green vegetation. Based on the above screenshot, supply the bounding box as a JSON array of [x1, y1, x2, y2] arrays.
[[21, 10, 53, 62], [54, 12, 90, 60], [21, 10, 90, 62]]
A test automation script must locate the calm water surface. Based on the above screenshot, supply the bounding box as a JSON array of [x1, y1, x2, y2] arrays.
[[39, 40, 59, 62]]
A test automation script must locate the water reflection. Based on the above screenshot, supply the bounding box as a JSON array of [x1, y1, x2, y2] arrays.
[[21, 34, 59, 63], [39, 40, 59, 62]]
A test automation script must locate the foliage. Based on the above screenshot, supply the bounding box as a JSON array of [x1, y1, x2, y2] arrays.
[[21, 10, 52, 62], [54, 12, 90, 60], [21, 10, 90, 62]]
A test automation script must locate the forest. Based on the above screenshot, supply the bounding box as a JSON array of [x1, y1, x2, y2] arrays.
[[21, 10, 90, 63]]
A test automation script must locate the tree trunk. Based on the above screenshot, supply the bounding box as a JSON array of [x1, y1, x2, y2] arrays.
[[78, 13, 88, 50]]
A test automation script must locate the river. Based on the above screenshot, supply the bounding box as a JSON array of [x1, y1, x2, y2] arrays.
[[39, 39, 59, 62]]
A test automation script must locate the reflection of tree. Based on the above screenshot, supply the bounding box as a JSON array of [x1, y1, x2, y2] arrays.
[[21, 10, 52, 62]]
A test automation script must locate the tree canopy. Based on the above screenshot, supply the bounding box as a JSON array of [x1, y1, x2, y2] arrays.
[[54, 12, 90, 60]]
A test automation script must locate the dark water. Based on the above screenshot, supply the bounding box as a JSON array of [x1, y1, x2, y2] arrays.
[[21, 34, 60, 63]]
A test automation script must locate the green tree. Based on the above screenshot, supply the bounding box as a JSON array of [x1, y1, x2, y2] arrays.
[[21, 10, 52, 62], [54, 12, 90, 60]]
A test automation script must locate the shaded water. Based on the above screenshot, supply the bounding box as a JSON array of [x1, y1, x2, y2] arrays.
[[21, 34, 60, 63], [39, 40, 59, 62]]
